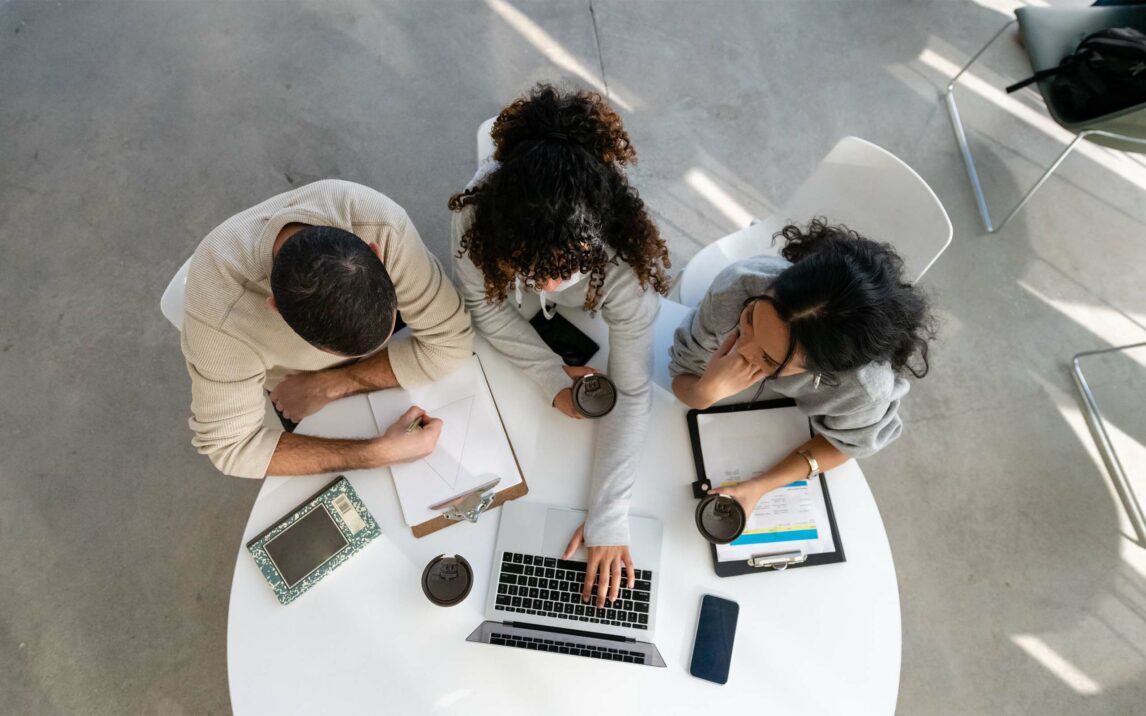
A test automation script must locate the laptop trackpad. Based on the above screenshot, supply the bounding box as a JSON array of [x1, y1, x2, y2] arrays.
[[540, 507, 588, 560]]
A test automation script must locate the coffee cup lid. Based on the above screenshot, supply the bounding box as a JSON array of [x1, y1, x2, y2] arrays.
[[421, 554, 473, 606], [572, 374, 617, 418], [695, 495, 747, 544]]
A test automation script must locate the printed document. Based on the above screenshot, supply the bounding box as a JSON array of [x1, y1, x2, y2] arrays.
[[695, 405, 837, 562]]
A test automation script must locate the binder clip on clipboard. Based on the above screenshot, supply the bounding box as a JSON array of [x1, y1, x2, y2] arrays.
[[429, 476, 501, 524], [747, 550, 808, 571]]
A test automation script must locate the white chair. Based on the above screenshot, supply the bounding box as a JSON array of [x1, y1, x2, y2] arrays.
[[678, 137, 952, 307], [160, 257, 192, 331], [477, 116, 496, 167]]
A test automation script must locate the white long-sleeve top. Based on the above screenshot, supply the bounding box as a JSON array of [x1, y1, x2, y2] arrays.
[[450, 164, 659, 547]]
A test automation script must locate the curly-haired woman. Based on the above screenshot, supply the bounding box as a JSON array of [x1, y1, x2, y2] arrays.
[[670, 218, 936, 516], [450, 84, 671, 607]]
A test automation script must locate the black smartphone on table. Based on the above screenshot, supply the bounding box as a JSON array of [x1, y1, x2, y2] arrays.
[[529, 310, 599, 366], [690, 595, 739, 685]]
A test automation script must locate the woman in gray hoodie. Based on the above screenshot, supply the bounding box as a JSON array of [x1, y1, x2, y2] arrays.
[[670, 219, 936, 514], [449, 85, 671, 609]]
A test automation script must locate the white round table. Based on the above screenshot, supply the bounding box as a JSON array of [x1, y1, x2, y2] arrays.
[[228, 329, 901, 715]]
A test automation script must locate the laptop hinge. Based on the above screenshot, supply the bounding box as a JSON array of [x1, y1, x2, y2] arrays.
[[504, 621, 634, 643]]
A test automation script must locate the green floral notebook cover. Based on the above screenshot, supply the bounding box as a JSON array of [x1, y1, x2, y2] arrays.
[[246, 476, 380, 605]]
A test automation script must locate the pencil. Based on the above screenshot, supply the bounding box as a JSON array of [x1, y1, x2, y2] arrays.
[[405, 417, 424, 433]]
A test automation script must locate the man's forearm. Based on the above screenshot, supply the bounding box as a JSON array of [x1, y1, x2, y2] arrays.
[[265, 432, 387, 476], [322, 349, 400, 399]]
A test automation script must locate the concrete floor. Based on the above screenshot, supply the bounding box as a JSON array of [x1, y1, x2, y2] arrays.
[[2, 0, 1145, 713]]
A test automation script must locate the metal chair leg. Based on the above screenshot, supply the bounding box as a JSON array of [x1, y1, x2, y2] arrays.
[[943, 20, 1016, 233], [945, 19, 1146, 233], [1072, 342, 1146, 545], [994, 133, 1085, 232], [943, 19, 1090, 234]]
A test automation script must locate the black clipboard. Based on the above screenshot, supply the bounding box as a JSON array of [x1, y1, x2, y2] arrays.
[[687, 398, 846, 577]]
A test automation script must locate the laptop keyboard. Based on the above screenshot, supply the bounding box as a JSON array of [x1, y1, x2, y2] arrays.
[[491, 631, 647, 664], [494, 552, 652, 630]]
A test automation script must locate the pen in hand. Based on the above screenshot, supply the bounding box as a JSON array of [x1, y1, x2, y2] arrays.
[[405, 417, 424, 433]]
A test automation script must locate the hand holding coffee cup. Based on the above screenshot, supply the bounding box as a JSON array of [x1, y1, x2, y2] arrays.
[[695, 493, 747, 544], [553, 366, 617, 419]]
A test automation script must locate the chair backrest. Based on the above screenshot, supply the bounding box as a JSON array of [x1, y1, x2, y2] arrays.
[[1017, 5, 1146, 131], [477, 117, 496, 167], [160, 257, 193, 331], [678, 136, 952, 306]]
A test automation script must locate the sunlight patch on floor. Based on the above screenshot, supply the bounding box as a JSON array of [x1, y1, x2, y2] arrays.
[[684, 168, 755, 229], [485, 0, 637, 112], [1012, 634, 1102, 694]]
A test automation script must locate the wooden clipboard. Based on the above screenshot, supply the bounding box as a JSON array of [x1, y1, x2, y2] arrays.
[[409, 354, 528, 538]]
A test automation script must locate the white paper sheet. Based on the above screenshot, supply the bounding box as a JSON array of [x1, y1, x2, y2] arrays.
[[694, 405, 837, 562], [367, 356, 523, 526]]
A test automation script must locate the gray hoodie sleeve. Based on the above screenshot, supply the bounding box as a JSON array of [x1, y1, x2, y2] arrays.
[[668, 296, 730, 380], [807, 364, 909, 458], [668, 260, 772, 379], [582, 276, 659, 547], [449, 202, 657, 547], [450, 209, 571, 402]]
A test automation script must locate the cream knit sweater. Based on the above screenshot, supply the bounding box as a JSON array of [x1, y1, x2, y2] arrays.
[[181, 180, 472, 478]]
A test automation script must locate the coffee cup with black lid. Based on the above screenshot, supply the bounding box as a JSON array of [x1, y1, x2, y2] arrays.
[[694, 494, 747, 544], [421, 554, 473, 607], [571, 373, 617, 418]]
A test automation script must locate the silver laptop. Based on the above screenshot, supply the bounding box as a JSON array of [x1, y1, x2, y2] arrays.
[[467, 501, 666, 667]]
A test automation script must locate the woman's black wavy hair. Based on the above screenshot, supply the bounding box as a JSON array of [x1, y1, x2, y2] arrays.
[[449, 84, 670, 310], [750, 218, 937, 379]]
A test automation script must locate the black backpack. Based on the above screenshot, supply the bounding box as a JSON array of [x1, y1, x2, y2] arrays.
[[1006, 27, 1146, 122]]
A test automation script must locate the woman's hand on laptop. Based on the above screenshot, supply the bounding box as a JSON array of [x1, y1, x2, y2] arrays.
[[562, 524, 636, 607]]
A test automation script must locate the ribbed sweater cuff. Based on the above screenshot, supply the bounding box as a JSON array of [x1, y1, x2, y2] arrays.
[[386, 337, 427, 389], [584, 509, 630, 548]]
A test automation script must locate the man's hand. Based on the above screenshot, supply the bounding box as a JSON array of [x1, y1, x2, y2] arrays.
[[552, 365, 600, 420], [374, 406, 443, 464], [270, 371, 340, 423], [562, 524, 635, 608], [696, 332, 765, 406]]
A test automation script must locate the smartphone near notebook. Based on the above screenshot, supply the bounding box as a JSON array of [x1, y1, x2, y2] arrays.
[[367, 355, 524, 527]]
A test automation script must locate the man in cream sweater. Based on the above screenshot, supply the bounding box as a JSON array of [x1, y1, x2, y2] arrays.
[[182, 179, 473, 478]]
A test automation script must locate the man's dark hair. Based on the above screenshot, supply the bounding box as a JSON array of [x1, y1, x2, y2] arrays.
[[270, 226, 397, 356]]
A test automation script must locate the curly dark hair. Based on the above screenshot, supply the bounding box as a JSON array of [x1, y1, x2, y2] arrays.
[[449, 84, 670, 311], [752, 218, 937, 379]]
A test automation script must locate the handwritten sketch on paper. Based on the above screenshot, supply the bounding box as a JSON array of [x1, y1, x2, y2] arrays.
[[367, 356, 522, 526]]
